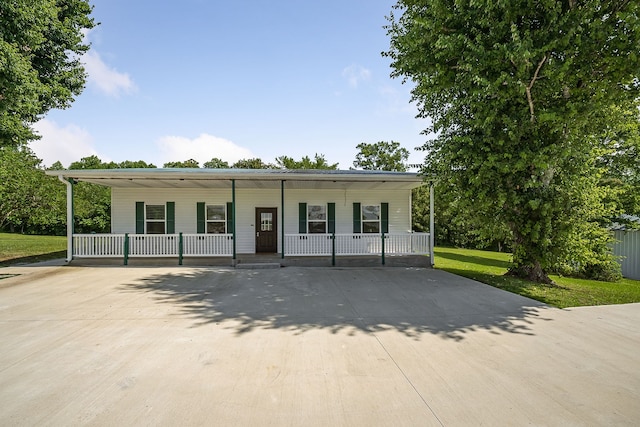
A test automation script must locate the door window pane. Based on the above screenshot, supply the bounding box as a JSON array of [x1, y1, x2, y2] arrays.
[[261, 212, 272, 231]]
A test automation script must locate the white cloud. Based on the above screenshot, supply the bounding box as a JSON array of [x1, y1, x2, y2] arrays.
[[80, 28, 136, 97], [82, 50, 137, 97], [342, 64, 371, 88], [156, 134, 254, 166], [30, 119, 103, 167]]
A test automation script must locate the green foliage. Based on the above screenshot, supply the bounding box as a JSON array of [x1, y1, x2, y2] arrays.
[[597, 105, 640, 221], [163, 159, 200, 168], [275, 153, 339, 170], [353, 141, 409, 171], [203, 158, 230, 168], [386, 0, 640, 282], [115, 160, 157, 169], [413, 183, 512, 251], [231, 158, 276, 169], [0, 0, 96, 147], [435, 247, 640, 308], [0, 147, 65, 234]]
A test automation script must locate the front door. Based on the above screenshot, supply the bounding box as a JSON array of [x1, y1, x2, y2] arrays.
[[255, 208, 278, 253]]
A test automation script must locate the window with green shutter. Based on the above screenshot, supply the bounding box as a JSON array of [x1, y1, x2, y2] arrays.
[[196, 202, 205, 233], [353, 202, 361, 233], [298, 203, 307, 233], [381, 203, 389, 234], [135, 202, 144, 234], [226, 202, 234, 235], [166, 202, 175, 234], [328, 203, 335, 234]]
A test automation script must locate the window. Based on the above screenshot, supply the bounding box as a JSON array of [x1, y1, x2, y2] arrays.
[[307, 205, 326, 233], [206, 205, 226, 234], [146, 205, 165, 234], [260, 212, 273, 231], [362, 205, 380, 233]]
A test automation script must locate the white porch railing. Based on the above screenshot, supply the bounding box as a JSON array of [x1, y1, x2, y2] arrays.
[[128, 234, 179, 257], [284, 233, 431, 257], [182, 234, 233, 257], [72, 232, 430, 263], [72, 233, 233, 258], [74, 234, 126, 257]]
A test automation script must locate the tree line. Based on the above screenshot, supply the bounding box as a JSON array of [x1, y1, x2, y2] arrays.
[[0, 142, 405, 236]]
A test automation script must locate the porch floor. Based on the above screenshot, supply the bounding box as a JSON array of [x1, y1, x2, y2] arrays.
[[68, 253, 431, 268]]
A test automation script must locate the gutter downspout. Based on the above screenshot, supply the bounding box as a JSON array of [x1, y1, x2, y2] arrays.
[[430, 184, 435, 267], [58, 175, 74, 263], [281, 180, 285, 259], [232, 179, 236, 261]]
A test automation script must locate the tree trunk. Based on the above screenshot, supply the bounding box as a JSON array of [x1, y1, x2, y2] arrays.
[[507, 262, 554, 284], [507, 230, 555, 284]]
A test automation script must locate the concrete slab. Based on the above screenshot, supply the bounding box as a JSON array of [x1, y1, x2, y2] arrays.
[[0, 265, 638, 425]]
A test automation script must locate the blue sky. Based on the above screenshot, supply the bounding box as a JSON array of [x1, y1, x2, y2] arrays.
[[30, 0, 430, 170]]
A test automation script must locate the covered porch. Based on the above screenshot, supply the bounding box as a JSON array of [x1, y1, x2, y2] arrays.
[[47, 169, 434, 267]]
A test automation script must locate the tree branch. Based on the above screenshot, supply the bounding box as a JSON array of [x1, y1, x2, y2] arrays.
[[525, 55, 547, 122]]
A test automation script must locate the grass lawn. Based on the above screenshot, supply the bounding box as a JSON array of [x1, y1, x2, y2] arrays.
[[0, 233, 66, 266], [435, 246, 640, 308]]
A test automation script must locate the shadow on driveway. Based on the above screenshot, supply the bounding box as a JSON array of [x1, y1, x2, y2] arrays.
[[118, 267, 551, 341]]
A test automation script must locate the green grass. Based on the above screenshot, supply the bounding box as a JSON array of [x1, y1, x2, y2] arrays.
[[0, 233, 66, 266], [434, 246, 640, 308]]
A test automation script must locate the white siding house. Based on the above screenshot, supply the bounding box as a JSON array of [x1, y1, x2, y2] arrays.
[[47, 169, 433, 267]]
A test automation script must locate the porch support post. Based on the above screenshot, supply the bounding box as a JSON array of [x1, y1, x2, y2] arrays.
[[430, 183, 435, 267], [178, 232, 183, 265], [281, 180, 285, 259], [232, 179, 236, 260], [381, 232, 386, 265], [58, 176, 74, 263], [124, 233, 129, 265]]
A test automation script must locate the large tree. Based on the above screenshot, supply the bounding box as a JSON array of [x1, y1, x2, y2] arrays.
[[0, 0, 96, 147], [386, 1, 640, 282], [353, 141, 409, 172]]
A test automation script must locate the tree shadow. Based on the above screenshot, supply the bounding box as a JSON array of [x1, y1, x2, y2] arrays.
[[0, 251, 66, 267], [436, 250, 511, 269], [118, 267, 552, 341]]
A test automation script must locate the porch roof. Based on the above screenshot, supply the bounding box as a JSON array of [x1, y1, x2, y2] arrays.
[[46, 168, 425, 190]]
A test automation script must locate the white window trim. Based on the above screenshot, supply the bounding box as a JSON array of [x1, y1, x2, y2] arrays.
[[206, 204, 227, 234], [361, 204, 381, 234], [307, 204, 327, 234], [145, 204, 166, 234]]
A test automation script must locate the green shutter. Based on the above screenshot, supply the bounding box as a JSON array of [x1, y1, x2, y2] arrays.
[[166, 202, 175, 234], [353, 202, 361, 233], [196, 202, 205, 233], [226, 202, 234, 234], [328, 203, 335, 233], [298, 203, 307, 233], [381, 203, 389, 234], [136, 202, 144, 234]]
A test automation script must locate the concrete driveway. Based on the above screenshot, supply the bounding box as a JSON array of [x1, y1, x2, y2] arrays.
[[0, 264, 639, 426]]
